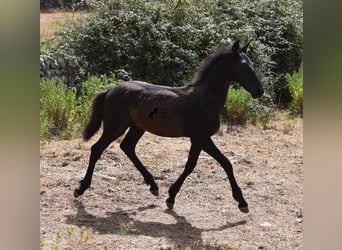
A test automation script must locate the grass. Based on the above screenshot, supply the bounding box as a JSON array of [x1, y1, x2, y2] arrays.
[[224, 87, 275, 129], [286, 62, 303, 116], [118, 221, 135, 235], [40, 79, 78, 139], [40, 75, 116, 140], [40, 226, 97, 250], [40, 11, 88, 51]]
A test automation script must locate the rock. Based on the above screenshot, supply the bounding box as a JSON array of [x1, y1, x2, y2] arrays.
[[44, 56, 52, 68], [260, 222, 272, 227], [57, 57, 66, 68], [160, 245, 172, 250], [51, 59, 59, 69], [45, 70, 51, 79]]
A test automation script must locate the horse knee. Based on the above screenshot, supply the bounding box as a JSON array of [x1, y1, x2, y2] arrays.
[[120, 141, 134, 154]]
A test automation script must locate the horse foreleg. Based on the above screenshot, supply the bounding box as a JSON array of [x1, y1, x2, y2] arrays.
[[120, 126, 159, 196], [200, 137, 249, 213], [166, 143, 201, 209]]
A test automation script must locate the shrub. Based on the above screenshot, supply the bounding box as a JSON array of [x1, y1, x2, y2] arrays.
[[57, 0, 302, 100], [40, 79, 78, 139], [59, 0, 221, 86], [225, 87, 253, 125], [286, 62, 303, 116], [224, 87, 275, 127], [249, 94, 276, 129]]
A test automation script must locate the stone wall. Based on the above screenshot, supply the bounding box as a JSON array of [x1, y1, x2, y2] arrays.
[[40, 53, 80, 87]]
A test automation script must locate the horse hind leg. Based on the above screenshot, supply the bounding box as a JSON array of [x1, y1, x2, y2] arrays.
[[120, 126, 159, 196], [166, 142, 201, 209], [74, 127, 127, 197]]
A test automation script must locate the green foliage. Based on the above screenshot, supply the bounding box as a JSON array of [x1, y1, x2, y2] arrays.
[[225, 87, 253, 125], [224, 87, 275, 127], [55, 0, 302, 99], [40, 226, 94, 250], [40, 80, 77, 139], [40, 75, 115, 140], [77, 75, 116, 128], [286, 62, 303, 116], [249, 94, 276, 129]]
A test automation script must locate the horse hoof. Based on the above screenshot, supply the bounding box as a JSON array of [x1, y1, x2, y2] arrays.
[[166, 201, 174, 210], [150, 189, 159, 196], [239, 206, 249, 213], [74, 189, 82, 198]]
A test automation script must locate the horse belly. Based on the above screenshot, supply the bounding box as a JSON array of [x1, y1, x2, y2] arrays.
[[132, 108, 185, 137]]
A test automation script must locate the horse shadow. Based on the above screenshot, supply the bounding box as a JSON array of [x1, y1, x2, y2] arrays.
[[65, 200, 246, 249]]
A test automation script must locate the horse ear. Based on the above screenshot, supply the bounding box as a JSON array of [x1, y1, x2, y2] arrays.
[[231, 40, 240, 53], [241, 41, 251, 53]]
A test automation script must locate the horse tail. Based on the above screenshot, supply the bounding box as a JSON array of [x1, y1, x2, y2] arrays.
[[83, 90, 108, 141]]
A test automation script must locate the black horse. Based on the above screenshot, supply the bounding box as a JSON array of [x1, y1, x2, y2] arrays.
[[74, 41, 264, 213]]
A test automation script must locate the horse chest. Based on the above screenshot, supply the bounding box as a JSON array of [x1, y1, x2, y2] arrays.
[[184, 106, 221, 137]]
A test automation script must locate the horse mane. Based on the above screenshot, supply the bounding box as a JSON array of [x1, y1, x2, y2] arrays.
[[189, 44, 233, 86]]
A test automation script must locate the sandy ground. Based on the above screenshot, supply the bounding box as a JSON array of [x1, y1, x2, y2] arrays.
[[40, 116, 303, 249]]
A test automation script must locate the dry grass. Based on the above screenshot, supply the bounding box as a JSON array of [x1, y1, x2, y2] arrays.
[[40, 11, 87, 40]]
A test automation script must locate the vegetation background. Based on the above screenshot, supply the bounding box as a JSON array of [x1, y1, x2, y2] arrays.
[[40, 0, 303, 139], [39, 1, 305, 249]]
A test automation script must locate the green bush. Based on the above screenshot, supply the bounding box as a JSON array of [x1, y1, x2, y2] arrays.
[[59, 0, 219, 86], [286, 62, 303, 116], [224, 87, 275, 127], [56, 0, 302, 101], [249, 94, 276, 129], [225, 87, 253, 125], [40, 80, 78, 139]]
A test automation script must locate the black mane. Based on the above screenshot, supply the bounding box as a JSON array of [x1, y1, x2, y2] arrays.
[[190, 44, 233, 85]]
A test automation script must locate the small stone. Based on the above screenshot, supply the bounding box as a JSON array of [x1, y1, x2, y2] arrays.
[[51, 59, 59, 69], [215, 194, 223, 200], [160, 245, 172, 250], [61, 161, 69, 167], [295, 218, 303, 223], [260, 222, 272, 227]]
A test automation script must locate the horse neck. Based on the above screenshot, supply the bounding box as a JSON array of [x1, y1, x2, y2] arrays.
[[197, 71, 232, 113]]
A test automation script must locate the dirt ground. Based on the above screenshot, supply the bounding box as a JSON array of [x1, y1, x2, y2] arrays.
[[40, 114, 303, 250]]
